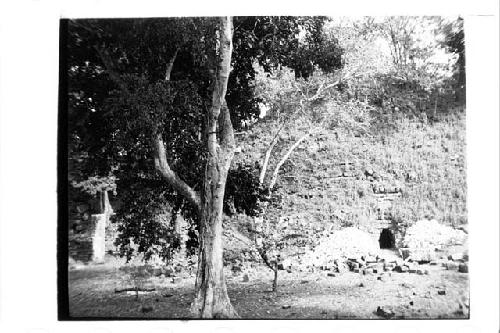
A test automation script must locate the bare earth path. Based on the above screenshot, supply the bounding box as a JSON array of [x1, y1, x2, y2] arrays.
[[68, 261, 468, 319]]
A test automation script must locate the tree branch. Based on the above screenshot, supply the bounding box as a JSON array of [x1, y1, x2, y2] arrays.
[[306, 80, 326, 101], [256, 246, 274, 270], [268, 129, 318, 191], [153, 134, 201, 214], [304, 67, 358, 104], [258, 122, 285, 185], [165, 47, 179, 81]]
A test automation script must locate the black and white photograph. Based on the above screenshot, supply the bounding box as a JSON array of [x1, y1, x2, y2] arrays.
[[62, 15, 470, 319], [0, 0, 498, 331]]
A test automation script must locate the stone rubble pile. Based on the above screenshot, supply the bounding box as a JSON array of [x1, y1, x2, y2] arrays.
[[289, 224, 470, 275], [401, 219, 467, 262], [221, 219, 470, 277], [323, 248, 469, 276], [301, 227, 379, 268]]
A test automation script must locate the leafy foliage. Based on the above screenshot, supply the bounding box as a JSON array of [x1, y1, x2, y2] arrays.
[[224, 163, 263, 216], [325, 17, 465, 117], [72, 175, 117, 196], [114, 187, 187, 262], [67, 17, 345, 264], [439, 17, 465, 100], [227, 16, 344, 128]]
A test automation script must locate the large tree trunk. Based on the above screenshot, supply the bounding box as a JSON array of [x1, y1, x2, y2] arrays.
[[91, 19, 237, 317], [189, 16, 238, 318], [190, 148, 237, 318]]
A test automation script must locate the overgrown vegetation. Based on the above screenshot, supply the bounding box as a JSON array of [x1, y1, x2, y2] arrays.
[[66, 16, 466, 317]]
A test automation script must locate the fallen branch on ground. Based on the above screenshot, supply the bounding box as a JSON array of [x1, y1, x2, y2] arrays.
[[114, 287, 156, 293]]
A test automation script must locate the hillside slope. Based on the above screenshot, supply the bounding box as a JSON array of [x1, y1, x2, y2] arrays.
[[233, 105, 467, 249]]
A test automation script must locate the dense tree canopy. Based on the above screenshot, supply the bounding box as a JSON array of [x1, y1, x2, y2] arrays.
[[67, 16, 344, 263]]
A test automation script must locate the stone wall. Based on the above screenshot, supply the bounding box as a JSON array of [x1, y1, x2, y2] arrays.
[[91, 214, 107, 262], [68, 192, 115, 263], [276, 157, 405, 250], [69, 213, 109, 263]]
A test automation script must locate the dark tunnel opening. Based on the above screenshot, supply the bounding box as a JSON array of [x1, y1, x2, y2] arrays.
[[379, 228, 395, 249]]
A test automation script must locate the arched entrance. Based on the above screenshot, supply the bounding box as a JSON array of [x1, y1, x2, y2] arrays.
[[379, 228, 395, 249]]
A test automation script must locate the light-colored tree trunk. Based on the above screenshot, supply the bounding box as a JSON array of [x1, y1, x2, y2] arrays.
[[268, 131, 313, 191], [190, 145, 237, 317], [189, 16, 238, 318], [95, 16, 238, 318], [259, 127, 282, 185], [153, 16, 237, 318]]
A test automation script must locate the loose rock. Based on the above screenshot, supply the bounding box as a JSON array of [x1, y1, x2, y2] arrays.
[[448, 253, 464, 261], [376, 306, 395, 319], [446, 261, 459, 271], [337, 263, 350, 273], [163, 267, 174, 277], [394, 265, 408, 273]]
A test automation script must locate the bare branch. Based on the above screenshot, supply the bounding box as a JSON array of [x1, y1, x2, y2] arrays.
[[304, 68, 358, 104], [256, 246, 274, 270], [305, 81, 335, 102], [306, 79, 326, 101], [268, 128, 319, 191], [153, 134, 201, 214], [165, 47, 179, 81], [258, 122, 286, 185], [259, 138, 279, 186]]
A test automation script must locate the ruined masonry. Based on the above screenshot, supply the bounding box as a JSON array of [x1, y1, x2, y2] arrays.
[[69, 190, 113, 263]]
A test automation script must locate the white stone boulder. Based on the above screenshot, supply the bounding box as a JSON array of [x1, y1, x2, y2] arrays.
[[402, 219, 467, 261], [303, 227, 379, 268]]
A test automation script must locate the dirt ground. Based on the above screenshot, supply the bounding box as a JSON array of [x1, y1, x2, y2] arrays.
[[68, 259, 469, 319]]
